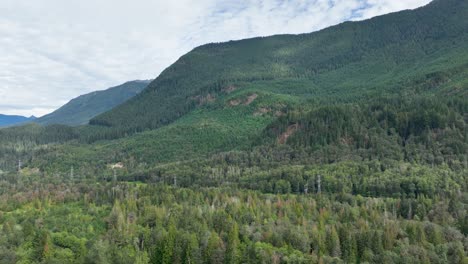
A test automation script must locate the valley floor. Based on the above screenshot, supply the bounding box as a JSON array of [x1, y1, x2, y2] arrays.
[[0, 160, 466, 264]]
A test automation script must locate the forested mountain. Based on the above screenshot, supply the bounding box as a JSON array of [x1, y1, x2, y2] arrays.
[[0, 0, 467, 263], [35, 80, 150, 126], [0, 114, 35, 127], [90, 0, 468, 138]]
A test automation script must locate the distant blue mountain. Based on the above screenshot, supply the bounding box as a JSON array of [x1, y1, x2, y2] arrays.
[[0, 114, 36, 127]]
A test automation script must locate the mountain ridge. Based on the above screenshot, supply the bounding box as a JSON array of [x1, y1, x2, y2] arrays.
[[89, 0, 468, 139], [35, 80, 151, 126], [0, 114, 36, 127]]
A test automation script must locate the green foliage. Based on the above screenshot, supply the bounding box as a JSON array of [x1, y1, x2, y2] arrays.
[[265, 96, 467, 167], [0, 1, 467, 263], [0, 166, 466, 264], [89, 0, 468, 141]]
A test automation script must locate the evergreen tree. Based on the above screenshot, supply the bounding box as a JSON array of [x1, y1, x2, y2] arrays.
[[326, 226, 341, 258], [225, 222, 241, 264]]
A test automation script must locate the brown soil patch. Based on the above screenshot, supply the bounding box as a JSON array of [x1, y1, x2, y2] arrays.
[[253, 107, 271, 116], [228, 93, 258, 107], [229, 99, 241, 106], [202, 94, 216, 103], [244, 94, 258, 105], [275, 111, 286, 117], [278, 124, 298, 144]]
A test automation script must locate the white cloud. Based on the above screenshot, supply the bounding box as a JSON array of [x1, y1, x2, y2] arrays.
[[0, 0, 432, 116]]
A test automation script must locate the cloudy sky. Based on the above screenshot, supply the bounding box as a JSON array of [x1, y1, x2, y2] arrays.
[[0, 0, 432, 117]]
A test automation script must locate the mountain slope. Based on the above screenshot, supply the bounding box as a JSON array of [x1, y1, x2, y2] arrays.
[[0, 1, 467, 262], [0, 114, 36, 127], [90, 0, 468, 138], [36, 80, 151, 126], [2, 0, 467, 172]]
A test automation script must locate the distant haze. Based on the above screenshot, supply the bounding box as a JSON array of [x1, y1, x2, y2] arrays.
[[0, 0, 431, 116]]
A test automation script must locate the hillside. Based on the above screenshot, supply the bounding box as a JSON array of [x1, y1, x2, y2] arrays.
[[2, 0, 466, 172], [1, 0, 465, 175], [90, 0, 468, 138], [0, 0, 467, 263], [35, 80, 150, 126], [0, 114, 35, 127]]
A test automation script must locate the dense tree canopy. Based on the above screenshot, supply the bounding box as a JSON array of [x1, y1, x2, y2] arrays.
[[0, 0, 467, 263]]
